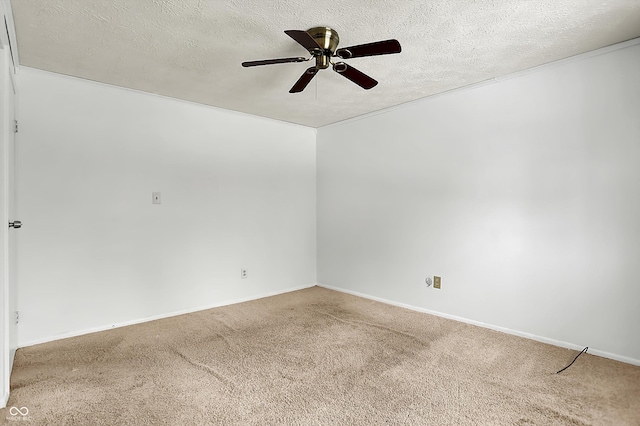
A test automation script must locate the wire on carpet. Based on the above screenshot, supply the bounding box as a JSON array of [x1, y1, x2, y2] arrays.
[[556, 347, 588, 374]]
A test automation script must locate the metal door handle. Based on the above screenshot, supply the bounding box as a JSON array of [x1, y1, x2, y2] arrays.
[[9, 221, 22, 229]]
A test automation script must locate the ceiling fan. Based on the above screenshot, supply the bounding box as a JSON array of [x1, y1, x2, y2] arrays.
[[242, 27, 401, 93]]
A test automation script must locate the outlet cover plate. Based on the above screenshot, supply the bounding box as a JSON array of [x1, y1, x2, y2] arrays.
[[434, 276, 441, 289]]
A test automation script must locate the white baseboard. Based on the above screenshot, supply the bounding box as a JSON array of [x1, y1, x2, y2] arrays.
[[19, 283, 316, 348], [318, 283, 640, 367], [1, 390, 7, 409]]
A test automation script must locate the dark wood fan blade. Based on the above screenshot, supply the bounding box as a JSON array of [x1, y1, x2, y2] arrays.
[[332, 63, 378, 90], [336, 39, 401, 59], [284, 30, 322, 52], [289, 67, 318, 93], [242, 57, 307, 67]]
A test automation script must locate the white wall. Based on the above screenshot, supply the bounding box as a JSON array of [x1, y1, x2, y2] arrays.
[[317, 41, 640, 363], [17, 67, 317, 346]]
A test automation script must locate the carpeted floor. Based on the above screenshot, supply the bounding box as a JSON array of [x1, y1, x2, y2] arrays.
[[2, 286, 639, 425]]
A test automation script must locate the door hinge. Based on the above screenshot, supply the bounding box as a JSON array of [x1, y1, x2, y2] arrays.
[[15, 311, 19, 324], [13, 119, 18, 133]]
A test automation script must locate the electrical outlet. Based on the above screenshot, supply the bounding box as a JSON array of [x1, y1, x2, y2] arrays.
[[425, 276, 433, 287], [433, 276, 441, 289], [241, 269, 248, 279]]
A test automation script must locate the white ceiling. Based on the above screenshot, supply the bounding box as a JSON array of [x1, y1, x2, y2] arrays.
[[9, 0, 640, 128]]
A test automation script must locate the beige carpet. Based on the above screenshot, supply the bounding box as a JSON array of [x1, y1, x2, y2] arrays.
[[2, 286, 639, 425]]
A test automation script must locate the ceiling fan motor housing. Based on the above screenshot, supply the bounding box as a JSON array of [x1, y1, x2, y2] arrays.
[[307, 26, 339, 69]]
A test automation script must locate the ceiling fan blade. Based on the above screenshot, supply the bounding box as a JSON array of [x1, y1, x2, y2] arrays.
[[242, 57, 307, 67], [284, 30, 322, 52], [332, 63, 378, 90], [336, 39, 401, 59], [289, 67, 319, 93]]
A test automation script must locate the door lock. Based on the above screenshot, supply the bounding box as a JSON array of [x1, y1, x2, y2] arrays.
[[9, 221, 22, 229]]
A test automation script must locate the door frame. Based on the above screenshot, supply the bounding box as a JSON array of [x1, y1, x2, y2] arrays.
[[0, 0, 18, 408], [0, 43, 10, 409]]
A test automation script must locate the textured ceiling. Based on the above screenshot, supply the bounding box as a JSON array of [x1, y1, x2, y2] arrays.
[[10, 0, 640, 127]]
